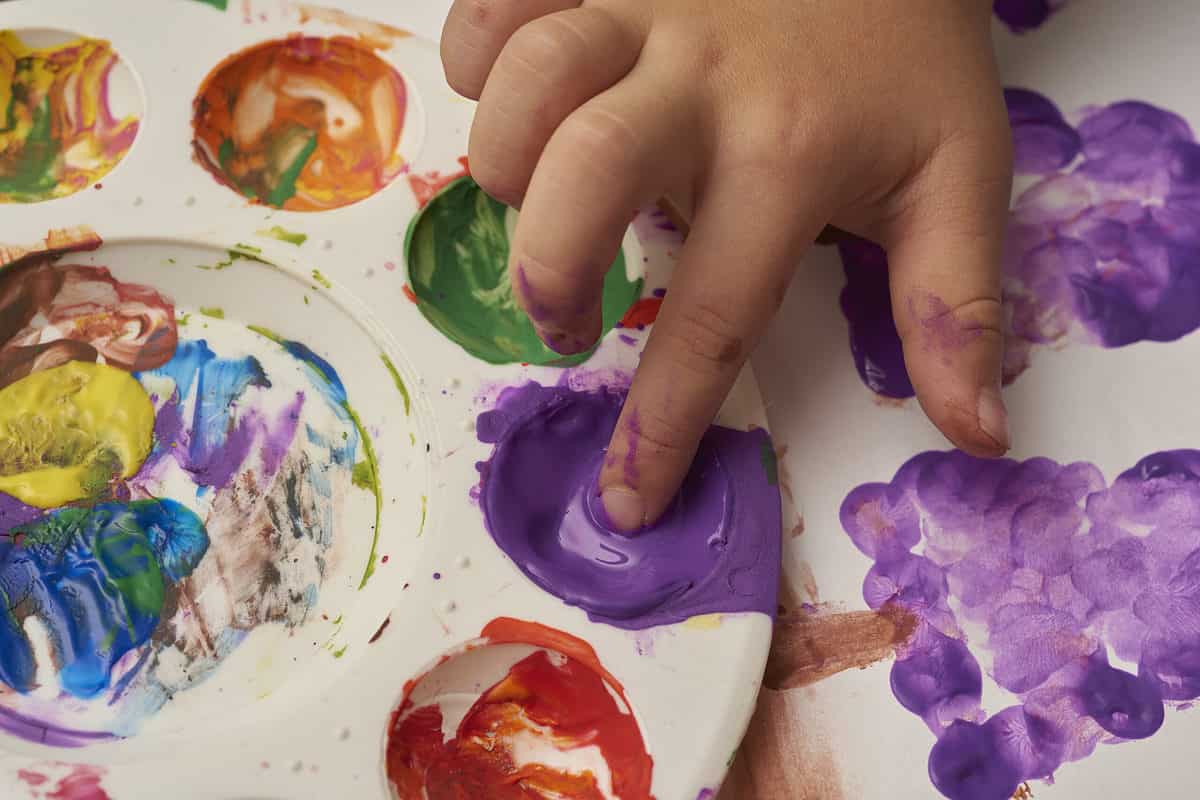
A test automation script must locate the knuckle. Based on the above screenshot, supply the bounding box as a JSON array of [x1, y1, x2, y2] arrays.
[[503, 16, 585, 89], [661, 300, 746, 377], [558, 107, 641, 172], [729, 104, 836, 177], [626, 406, 693, 460]]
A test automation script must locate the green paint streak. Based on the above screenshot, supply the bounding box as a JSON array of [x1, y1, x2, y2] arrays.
[[311, 269, 332, 289], [246, 324, 383, 590], [167, 258, 176, 265], [195, 245, 269, 272], [0, 96, 61, 201], [405, 177, 641, 366], [178, 313, 191, 327], [331, 614, 343, 625], [257, 225, 308, 246], [195, 0, 229, 8], [217, 137, 235, 168], [265, 127, 318, 208], [352, 459, 377, 493], [304, 295, 310, 305], [418, 494, 427, 537], [199, 307, 225, 320], [380, 354, 411, 416], [347, 403, 382, 590], [332, 645, 348, 659], [759, 439, 778, 486]]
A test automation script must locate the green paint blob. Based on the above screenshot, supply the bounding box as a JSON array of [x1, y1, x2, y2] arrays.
[[195, 0, 229, 8], [405, 177, 641, 366], [380, 353, 411, 416], [352, 459, 377, 493], [178, 312, 191, 326], [311, 269, 332, 289], [332, 645, 348, 659], [199, 307, 225, 320], [0, 97, 59, 201], [759, 439, 778, 486], [257, 225, 308, 246]]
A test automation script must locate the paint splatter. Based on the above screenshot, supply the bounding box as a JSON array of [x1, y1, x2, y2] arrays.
[[256, 225, 307, 246], [191, 36, 407, 211], [839, 449, 1200, 799], [0, 32, 140, 203], [616, 297, 663, 329], [407, 156, 470, 209], [837, 89, 1200, 398], [380, 353, 411, 415], [19, 763, 111, 799], [406, 177, 641, 366], [385, 618, 654, 799], [993, 0, 1068, 33], [199, 306, 224, 319], [311, 269, 332, 289], [475, 381, 780, 629]]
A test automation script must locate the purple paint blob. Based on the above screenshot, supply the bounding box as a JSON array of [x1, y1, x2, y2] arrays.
[[0, 494, 41, 531], [476, 382, 780, 629], [837, 88, 1200, 399], [841, 449, 1200, 798], [992, 0, 1068, 34]]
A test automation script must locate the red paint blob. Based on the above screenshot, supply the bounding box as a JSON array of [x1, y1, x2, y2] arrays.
[[402, 284, 418, 304], [385, 618, 654, 800], [617, 298, 663, 329], [408, 156, 471, 209]]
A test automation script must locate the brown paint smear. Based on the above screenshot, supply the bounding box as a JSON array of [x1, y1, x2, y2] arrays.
[[765, 604, 917, 691]]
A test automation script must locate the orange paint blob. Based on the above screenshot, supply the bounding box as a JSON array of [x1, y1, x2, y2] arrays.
[[386, 618, 655, 800], [191, 36, 407, 211], [617, 297, 663, 329]]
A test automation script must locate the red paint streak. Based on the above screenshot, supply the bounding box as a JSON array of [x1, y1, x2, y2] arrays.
[[402, 284, 417, 304], [617, 298, 663, 329], [45, 766, 110, 800], [386, 618, 654, 800], [17, 769, 47, 787], [369, 614, 392, 644], [408, 156, 470, 208]]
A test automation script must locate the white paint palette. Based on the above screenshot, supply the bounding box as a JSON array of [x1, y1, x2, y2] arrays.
[[0, 1, 779, 798]]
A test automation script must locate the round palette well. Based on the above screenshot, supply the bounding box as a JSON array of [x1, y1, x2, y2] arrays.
[[0, 2, 781, 799]]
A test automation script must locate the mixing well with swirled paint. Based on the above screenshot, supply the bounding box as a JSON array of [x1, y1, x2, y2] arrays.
[[191, 35, 406, 211], [837, 89, 1200, 399], [385, 618, 654, 800], [475, 381, 780, 629], [0, 32, 140, 203], [840, 449, 1200, 799], [406, 177, 643, 366], [0, 252, 366, 743]]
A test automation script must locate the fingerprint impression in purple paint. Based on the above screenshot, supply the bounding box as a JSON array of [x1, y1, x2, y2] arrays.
[[838, 88, 1200, 399], [839, 449, 1200, 799]]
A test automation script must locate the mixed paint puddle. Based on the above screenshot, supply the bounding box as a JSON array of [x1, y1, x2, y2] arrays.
[[0, 245, 368, 743], [192, 35, 408, 211], [386, 618, 654, 800], [0, 31, 140, 203]]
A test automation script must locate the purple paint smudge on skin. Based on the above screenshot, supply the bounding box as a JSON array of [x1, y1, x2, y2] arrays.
[[837, 88, 1200, 399], [622, 409, 641, 488], [475, 382, 780, 629], [840, 449, 1200, 799], [652, 288, 667, 298], [515, 264, 552, 324]]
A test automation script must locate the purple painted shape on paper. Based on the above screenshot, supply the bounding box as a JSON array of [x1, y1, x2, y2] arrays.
[[475, 382, 781, 630], [837, 89, 1200, 399], [0, 494, 40, 531], [993, 0, 1069, 33], [839, 449, 1200, 799]]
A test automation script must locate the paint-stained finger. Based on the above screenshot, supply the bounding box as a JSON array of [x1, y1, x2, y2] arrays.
[[509, 67, 696, 354], [598, 166, 820, 531], [469, 6, 643, 209], [440, 0, 582, 100], [884, 127, 1014, 458]]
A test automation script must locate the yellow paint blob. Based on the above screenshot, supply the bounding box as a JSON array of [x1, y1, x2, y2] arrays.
[[683, 614, 724, 631], [0, 362, 154, 508]]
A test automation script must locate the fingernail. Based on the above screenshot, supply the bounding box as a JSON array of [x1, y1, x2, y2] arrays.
[[977, 385, 1011, 452], [600, 486, 646, 534]]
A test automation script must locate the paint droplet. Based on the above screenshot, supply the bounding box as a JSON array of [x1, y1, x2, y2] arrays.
[[443, 600, 457, 613], [290, 760, 304, 773], [381, 554, 389, 564], [384, 261, 397, 271], [185, 196, 197, 207], [133, 196, 143, 206], [322, 239, 334, 250], [456, 555, 470, 569], [337, 727, 351, 741], [432, 572, 442, 580], [93, 183, 103, 190], [364, 267, 376, 278]]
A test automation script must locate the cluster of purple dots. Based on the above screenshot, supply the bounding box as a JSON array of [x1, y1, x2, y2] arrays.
[[841, 449, 1200, 799]]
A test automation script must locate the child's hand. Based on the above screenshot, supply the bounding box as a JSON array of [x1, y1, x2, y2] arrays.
[[441, 0, 1013, 531]]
